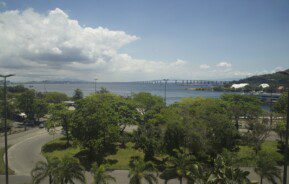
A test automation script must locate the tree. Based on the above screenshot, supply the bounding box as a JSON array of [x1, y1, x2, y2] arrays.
[[132, 92, 165, 115], [132, 123, 162, 161], [31, 157, 59, 184], [128, 156, 158, 184], [17, 90, 36, 121], [53, 156, 85, 184], [160, 148, 195, 184], [115, 98, 139, 148], [91, 163, 116, 184], [48, 103, 72, 147], [163, 122, 186, 155], [44, 92, 69, 104], [72, 88, 83, 101], [254, 151, 281, 184], [244, 118, 271, 154], [177, 98, 240, 158], [34, 99, 48, 122], [98, 87, 110, 94], [70, 94, 120, 162], [273, 93, 288, 118], [221, 94, 262, 129], [209, 155, 250, 184]]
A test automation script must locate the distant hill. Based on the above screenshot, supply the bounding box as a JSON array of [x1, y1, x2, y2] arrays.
[[228, 69, 289, 86]]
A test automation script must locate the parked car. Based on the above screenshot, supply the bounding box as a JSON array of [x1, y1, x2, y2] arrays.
[[39, 123, 44, 128]]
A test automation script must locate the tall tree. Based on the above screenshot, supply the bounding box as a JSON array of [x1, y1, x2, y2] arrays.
[[17, 89, 36, 121], [44, 92, 69, 104], [254, 151, 281, 184], [48, 103, 72, 147], [221, 94, 262, 129], [91, 163, 116, 184], [31, 157, 60, 184], [70, 94, 120, 161], [160, 148, 195, 184], [132, 123, 162, 161], [128, 156, 158, 184], [34, 99, 48, 122], [72, 88, 83, 101], [54, 156, 85, 184]]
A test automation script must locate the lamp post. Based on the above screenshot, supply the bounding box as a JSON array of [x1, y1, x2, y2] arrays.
[[163, 79, 169, 105], [278, 71, 289, 184], [0, 74, 15, 184], [94, 78, 97, 94]]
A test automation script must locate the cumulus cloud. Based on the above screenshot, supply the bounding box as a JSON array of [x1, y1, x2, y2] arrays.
[[216, 62, 232, 68], [199, 64, 210, 69], [0, 8, 278, 82]]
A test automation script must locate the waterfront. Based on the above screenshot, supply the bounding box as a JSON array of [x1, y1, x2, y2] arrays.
[[24, 82, 229, 105]]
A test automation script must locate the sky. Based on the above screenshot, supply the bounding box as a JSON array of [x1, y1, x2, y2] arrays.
[[0, 0, 288, 82]]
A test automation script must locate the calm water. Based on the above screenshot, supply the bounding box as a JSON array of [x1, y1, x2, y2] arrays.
[[25, 82, 230, 105]]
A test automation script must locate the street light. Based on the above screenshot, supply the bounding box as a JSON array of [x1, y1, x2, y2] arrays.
[[278, 70, 289, 184], [163, 79, 169, 105], [0, 74, 15, 184], [94, 78, 98, 94]]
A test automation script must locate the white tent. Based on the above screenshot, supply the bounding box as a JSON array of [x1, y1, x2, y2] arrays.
[[231, 83, 249, 89], [259, 83, 270, 88]]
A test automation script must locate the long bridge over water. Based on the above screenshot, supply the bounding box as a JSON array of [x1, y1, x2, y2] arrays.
[[133, 79, 230, 86]]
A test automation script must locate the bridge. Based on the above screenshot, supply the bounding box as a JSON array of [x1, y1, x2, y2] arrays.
[[133, 79, 229, 86]]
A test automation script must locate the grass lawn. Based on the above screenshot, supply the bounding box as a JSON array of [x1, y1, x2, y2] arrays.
[[42, 138, 143, 170], [0, 147, 14, 175], [237, 140, 282, 166]]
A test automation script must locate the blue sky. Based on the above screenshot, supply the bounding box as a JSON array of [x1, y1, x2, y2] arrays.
[[0, 0, 289, 81]]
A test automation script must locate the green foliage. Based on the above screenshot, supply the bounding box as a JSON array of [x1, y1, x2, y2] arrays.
[[132, 92, 165, 113], [244, 118, 271, 154], [31, 156, 85, 184], [91, 163, 116, 184], [132, 123, 162, 161], [34, 99, 48, 121], [163, 122, 186, 155], [273, 92, 288, 115], [128, 156, 158, 184], [160, 148, 196, 183], [70, 94, 120, 161], [221, 94, 262, 129], [43, 92, 69, 104], [98, 87, 110, 94], [72, 88, 83, 101], [17, 90, 36, 120], [254, 151, 281, 184]]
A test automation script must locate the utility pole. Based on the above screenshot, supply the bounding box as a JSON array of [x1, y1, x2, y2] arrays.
[[278, 71, 289, 184], [163, 79, 169, 105], [0, 74, 15, 184], [94, 78, 97, 93]]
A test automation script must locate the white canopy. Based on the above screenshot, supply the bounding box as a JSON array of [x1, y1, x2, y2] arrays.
[[231, 83, 249, 89], [259, 83, 270, 88]]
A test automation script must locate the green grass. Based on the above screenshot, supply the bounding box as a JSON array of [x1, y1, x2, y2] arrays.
[[42, 139, 143, 170], [106, 142, 144, 170], [237, 141, 282, 166], [0, 147, 14, 175]]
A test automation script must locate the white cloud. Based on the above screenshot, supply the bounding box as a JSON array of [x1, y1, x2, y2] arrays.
[[0, 8, 280, 82], [199, 64, 210, 69], [216, 62, 232, 68]]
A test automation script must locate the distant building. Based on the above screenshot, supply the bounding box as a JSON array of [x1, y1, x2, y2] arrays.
[[277, 86, 285, 93]]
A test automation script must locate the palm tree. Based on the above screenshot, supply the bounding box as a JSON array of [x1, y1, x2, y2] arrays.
[[31, 157, 59, 184], [254, 151, 281, 184], [128, 156, 158, 184], [160, 148, 194, 184], [91, 163, 116, 184], [54, 156, 86, 184]]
